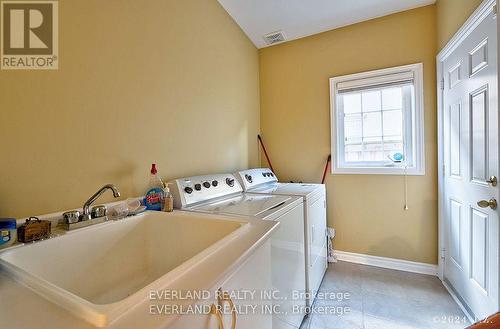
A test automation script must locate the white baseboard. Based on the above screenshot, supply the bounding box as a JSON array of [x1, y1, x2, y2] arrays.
[[334, 250, 438, 276]]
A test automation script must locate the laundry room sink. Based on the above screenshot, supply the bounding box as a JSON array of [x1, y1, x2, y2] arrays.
[[0, 211, 247, 327]]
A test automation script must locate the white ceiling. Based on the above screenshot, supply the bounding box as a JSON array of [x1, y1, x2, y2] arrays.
[[217, 0, 436, 48]]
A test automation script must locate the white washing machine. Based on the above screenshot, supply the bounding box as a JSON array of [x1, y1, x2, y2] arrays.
[[170, 173, 307, 329], [234, 168, 328, 308]]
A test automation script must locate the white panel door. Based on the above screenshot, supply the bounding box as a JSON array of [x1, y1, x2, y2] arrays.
[[442, 7, 499, 320]]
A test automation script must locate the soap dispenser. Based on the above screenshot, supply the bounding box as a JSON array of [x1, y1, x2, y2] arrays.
[[162, 183, 174, 212]]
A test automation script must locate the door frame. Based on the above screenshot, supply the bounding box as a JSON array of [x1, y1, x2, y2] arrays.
[[436, 0, 498, 320]]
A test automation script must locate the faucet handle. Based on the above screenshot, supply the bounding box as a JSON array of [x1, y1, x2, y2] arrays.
[[91, 205, 107, 219], [63, 211, 80, 224]]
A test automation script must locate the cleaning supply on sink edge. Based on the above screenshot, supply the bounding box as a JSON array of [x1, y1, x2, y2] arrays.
[[0, 218, 17, 249], [162, 183, 174, 212], [17, 217, 51, 243], [144, 163, 165, 211]]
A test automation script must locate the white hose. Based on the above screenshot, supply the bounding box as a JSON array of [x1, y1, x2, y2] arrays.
[[327, 228, 337, 263]]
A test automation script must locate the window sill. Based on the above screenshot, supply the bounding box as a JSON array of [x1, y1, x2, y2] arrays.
[[332, 166, 425, 176]]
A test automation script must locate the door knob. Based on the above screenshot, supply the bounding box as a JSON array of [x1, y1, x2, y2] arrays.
[[486, 176, 498, 186], [477, 199, 497, 210]]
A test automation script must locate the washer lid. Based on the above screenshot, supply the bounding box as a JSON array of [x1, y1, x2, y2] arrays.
[[191, 194, 291, 217], [250, 182, 324, 198]]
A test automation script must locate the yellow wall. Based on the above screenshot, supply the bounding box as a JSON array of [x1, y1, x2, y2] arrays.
[[0, 0, 260, 218], [259, 6, 438, 264], [436, 0, 484, 50]]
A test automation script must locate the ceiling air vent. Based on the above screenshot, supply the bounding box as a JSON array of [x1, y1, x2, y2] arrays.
[[263, 31, 286, 45]]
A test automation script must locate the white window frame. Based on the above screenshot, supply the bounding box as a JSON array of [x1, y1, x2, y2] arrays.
[[329, 63, 425, 175]]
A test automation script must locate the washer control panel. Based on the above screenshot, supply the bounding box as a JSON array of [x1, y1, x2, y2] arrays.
[[170, 173, 243, 209], [235, 168, 277, 191]]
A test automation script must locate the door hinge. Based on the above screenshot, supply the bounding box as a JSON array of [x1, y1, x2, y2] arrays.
[[493, 4, 497, 18], [442, 164, 446, 175], [440, 78, 445, 91], [441, 248, 446, 260]]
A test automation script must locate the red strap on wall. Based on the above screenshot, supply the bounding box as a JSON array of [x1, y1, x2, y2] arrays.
[[321, 154, 331, 184], [257, 135, 275, 173]]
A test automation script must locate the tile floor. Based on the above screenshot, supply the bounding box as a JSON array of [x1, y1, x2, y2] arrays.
[[300, 261, 470, 329]]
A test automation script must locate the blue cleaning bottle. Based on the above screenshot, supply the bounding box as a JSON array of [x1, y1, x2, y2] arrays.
[[144, 164, 165, 211]]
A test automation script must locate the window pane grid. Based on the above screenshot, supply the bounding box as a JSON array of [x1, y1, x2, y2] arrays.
[[345, 135, 403, 144], [343, 86, 405, 163]]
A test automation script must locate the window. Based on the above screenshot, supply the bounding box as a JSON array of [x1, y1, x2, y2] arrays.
[[329, 63, 425, 175]]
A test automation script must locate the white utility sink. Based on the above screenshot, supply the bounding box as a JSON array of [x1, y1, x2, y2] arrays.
[[0, 211, 247, 327]]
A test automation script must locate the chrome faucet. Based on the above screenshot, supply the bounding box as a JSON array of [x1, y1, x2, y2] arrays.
[[81, 184, 121, 221]]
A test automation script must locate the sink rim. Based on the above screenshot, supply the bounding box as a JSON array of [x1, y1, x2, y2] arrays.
[[0, 211, 251, 327]]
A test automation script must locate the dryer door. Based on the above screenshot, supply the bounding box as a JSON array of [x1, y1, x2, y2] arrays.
[[271, 202, 306, 328], [306, 193, 328, 306]]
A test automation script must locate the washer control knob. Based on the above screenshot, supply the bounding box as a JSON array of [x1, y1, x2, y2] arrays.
[[245, 174, 253, 183], [184, 187, 193, 194], [203, 182, 211, 188], [226, 178, 235, 187], [194, 184, 202, 191], [212, 180, 218, 187]]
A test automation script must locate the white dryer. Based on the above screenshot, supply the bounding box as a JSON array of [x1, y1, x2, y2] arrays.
[[170, 173, 307, 329], [235, 168, 328, 308]]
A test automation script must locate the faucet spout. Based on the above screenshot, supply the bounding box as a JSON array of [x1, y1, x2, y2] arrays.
[[109, 185, 121, 198], [81, 184, 121, 221]]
